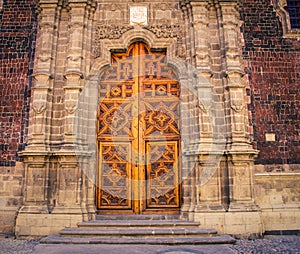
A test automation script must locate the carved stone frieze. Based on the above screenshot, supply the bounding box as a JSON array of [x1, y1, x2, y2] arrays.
[[143, 24, 185, 58], [143, 24, 182, 39], [152, 3, 174, 11], [93, 24, 134, 58], [95, 24, 134, 40]]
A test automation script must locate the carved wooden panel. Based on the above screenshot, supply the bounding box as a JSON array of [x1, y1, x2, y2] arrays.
[[146, 141, 179, 208], [98, 143, 132, 209], [97, 42, 180, 213]]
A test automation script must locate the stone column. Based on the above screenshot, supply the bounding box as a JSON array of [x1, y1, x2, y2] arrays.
[[30, 74, 52, 150], [17, 0, 59, 214], [63, 1, 86, 147], [28, 2, 58, 150], [191, 1, 211, 71], [180, 2, 192, 65], [189, 1, 225, 213], [220, 1, 259, 213], [63, 73, 82, 146], [62, 1, 96, 147], [192, 1, 213, 147], [16, 1, 61, 237], [53, 0, 97, 217], [195, 78, 213, 150], [220, 2, 251, 150]]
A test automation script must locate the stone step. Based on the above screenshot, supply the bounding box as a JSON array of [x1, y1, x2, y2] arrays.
[[40, 216, 236, 246], [59, 227, 218, 238], [78, 220, 203, 229], [95, 214, 182, 220], [41, 234, 236, 245]]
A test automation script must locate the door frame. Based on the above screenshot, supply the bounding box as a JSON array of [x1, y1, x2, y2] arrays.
[[96, 42, 182, 214]]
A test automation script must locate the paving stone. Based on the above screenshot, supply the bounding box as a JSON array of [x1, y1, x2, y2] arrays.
[[1, 235, 299, 254]]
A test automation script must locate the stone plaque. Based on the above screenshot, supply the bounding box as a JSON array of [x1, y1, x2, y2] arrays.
[[265, 133, 276, 142], [130, 6, 147, 25]]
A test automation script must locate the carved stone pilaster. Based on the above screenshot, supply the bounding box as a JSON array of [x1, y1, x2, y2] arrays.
[[226, 70, 252, 150], [27, 1, 59, 151], [195, 71, 213, 149], [28, 73, 52, 150], [35, 2, 58, 71], [65, 4, 85, 72], [63, 72, 83, 146], [220, 2, 242, 71], [191, 1, 211, 70], [219, 2, 252, 150]]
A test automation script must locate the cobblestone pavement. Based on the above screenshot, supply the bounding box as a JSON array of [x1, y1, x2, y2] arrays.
[[0, 238, 39, 254], [230, 235, 300, 254], [0, 235, 299, 254]]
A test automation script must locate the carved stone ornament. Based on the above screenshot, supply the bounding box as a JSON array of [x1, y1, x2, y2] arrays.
[[93, 25, 134, 58], [65, 101, 78, 114], [231, 103, 245, 113], [198, 101, 208, 113], [38, 53, 53, 63], [33, 101, 46, 114], [143, 24, 185, 58], [143, 24, 182, 39], [95, 25, 134, 40], [67, 54, 83, 62]]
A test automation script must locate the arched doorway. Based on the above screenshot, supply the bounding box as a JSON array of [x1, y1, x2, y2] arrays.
[[96, 42, 181, 214]]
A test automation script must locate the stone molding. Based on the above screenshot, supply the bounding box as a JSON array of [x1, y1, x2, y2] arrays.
[[93, 24, 185, 59], [272, 0, 300, 38]]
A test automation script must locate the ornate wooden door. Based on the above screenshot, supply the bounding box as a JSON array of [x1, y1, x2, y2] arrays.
[[97, 42, 181, 214]]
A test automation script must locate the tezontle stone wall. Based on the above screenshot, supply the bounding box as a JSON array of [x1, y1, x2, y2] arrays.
[[0, 0, 37, 234], [241, 0, 300, 168]]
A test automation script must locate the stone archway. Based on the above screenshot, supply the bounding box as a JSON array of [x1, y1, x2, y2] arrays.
[[96, 41, 182, 214]]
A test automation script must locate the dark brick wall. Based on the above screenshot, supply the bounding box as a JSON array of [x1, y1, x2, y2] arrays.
[[0, 0, 37, 166], [241, 0, 300, 165]]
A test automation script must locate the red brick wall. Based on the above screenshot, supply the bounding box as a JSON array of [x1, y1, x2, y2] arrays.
[[241, 0, 300, 165], [0, 0, 37, 166]]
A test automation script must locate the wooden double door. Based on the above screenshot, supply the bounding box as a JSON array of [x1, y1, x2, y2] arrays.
[[97, 42, 181, 214]]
